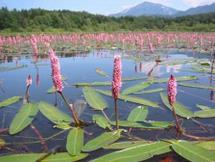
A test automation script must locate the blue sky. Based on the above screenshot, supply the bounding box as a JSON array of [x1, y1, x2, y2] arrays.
[[0, 0, 214, 15]]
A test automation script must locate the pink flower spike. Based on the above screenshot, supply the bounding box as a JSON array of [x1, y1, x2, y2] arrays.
[[167, 75, 177, 105], [49, 48, 63, 93], [26, 75, 32, 87], [112, 55, 122, 100]]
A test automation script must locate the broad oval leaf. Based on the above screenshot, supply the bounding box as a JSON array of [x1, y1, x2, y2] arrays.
[[179, 82, 215, 90], [194, 109, 215, 118], [134, 88, 164, 94], [9, 103, 39, 135], [195, 141, 215, 151], [122, 76, 146, 82], [93, 114, 112, 130], [82, 130, 122, 152], [160, 93, 194, 119], [171, 141, 215, 162], [83, 87, 108, 110], [127, 106, 148, 122], [122, 82, 151, 95], [38, 102, 72, 125], [96, 89, 159, 108], [110, 120, 172, 129], [155, 76, 197, 83], [103, 140, 148, 150], [91, 141, 171, 162], [74, 82, 111, 87], [66, 128, 84, 155], [196, 104, 213, 110], [0, 153, 88, 162], [0, 96, 21, 108]]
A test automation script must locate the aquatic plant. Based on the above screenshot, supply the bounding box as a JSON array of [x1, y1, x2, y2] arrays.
[[112, 55, 122, 130], [49, 48, 80, 126]]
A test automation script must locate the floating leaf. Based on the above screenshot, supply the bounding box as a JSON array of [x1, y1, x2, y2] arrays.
[[82, 130, 122, 152], [122, 82, 151, 95], [96, 89, 159, 108], [127, 106, 148, 122], [110, 120, 172, 129], [134, 88, 164, 94], [155, 76, 197, 83], [195, 141, 215, 151], [66, 128, 84, 155], [0, 153, 88, 162], [194, 109, 215, 118], [38, 102, 72, 125], [103, 140, 148, 150], [160, 93, 194, 118], [122, 76, 146, 82], [0, 96, 21, 108], [9, 103, 39, 135], [171, 141, 215, 162], [178, 82, 215, 90], [74, 82, 111, 87], [96, 68, 109, 77], [47, 86, 57, 94], [93, 114, 112, 130], [91, 141, 171, 162], [196, 104, 213, 110], [83, 87, 108, 110]]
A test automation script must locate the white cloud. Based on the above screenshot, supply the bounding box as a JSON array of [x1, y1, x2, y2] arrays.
[[182, 0, 214, 7]]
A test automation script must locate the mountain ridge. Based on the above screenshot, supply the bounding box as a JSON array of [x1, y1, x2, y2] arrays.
[[110, 1, 215, 17]]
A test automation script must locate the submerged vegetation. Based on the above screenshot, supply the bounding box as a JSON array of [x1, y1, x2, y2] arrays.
[[0, 32, 215, 161]]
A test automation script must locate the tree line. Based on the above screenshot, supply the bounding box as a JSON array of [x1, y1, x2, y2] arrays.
[[0, 7, 214, 33]]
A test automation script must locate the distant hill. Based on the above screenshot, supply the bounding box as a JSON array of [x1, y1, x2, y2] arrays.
[[175, 3, 215, 16], [110, 2, 179, 17], [110, 1, 215, 17]]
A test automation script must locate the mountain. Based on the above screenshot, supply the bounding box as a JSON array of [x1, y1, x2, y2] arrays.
[[175, 3, 215, 17], [110, 1, 215, 17], [111, 2, 179, 17]]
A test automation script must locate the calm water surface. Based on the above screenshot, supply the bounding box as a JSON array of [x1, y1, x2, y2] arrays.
[[0, 49, 214, 161]]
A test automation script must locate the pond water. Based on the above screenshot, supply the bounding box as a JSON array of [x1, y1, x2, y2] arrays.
[[0, 49, 214, 161]]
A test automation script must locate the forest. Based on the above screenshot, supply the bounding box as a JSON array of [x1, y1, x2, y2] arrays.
[[0, 7, 215, 33]]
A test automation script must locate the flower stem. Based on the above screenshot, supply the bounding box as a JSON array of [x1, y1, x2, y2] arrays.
[[59, 92, 80, 126], [114, 99, 119, 130], [171, 104, 182, 136]]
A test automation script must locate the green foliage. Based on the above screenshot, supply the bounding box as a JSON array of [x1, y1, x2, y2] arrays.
[[171, 141, 215, 162], [83, 87, 108, 111], [0, 96, 21, 108], [93, 114, 112, 130], [122, 82, 151, 95], [127, 106, 148, 122], [91, 141, 171, 162], [0, 153, 88, 162], [0, 8, 214, 32], [66, 128, 84, 155], [160, 93, 194, 119], [9, 103, 39, 135], [96, 89, 159, 108], [82, 130, 122, 152], [38, 101, 72, 125]]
